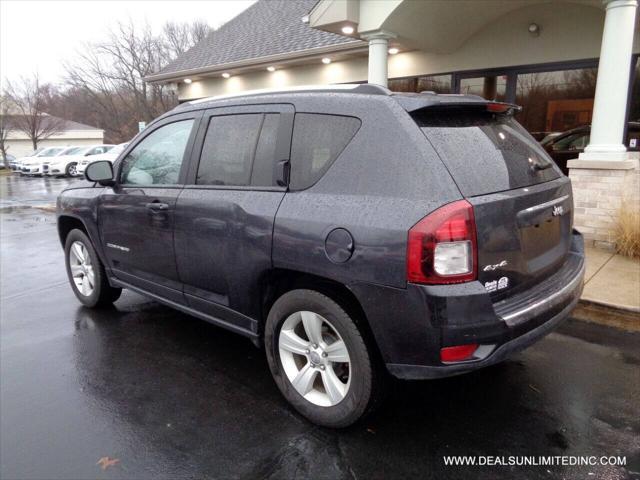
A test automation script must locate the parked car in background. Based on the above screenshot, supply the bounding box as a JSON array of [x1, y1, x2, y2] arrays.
[[539, 132, 562, 146], [41, 146, 82, 176], [544, 122, 640, 174], [45, 144, 115, 177], [529, 131, 559, 142], [76, 142, 129, 176], [11, 148, 42, 171], [3, 154, 16, 169], [58, 85, 585, 428], [20, 147, 68, 175]]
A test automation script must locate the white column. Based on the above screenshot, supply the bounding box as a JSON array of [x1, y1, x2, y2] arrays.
[[361, 30, 396, 87], [581, 0, 638, 160]]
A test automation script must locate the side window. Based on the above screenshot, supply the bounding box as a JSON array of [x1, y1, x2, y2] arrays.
[[196, 113, 281, 187], [289, 113, 361, 190], [121, 119, 194, 185]]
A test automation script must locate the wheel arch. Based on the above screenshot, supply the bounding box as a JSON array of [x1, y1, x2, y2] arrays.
[[58, 213, 116, 287], [259, 268, 383, 362], [58, 215, 88, 247]]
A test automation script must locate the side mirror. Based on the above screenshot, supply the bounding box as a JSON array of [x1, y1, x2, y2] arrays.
[[85, 160, 115, 186]]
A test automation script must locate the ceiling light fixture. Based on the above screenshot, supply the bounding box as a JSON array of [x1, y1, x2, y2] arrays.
[[222, 72, 231, 78], [388, 48, 399, 55], [183, 78, 193, 84], [341, 25, 354, 35], [322, 57, 331, 64], [267, 66, 276, 72]]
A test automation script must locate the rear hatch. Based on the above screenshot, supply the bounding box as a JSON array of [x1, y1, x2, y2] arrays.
[[413, 105, 572, 300]]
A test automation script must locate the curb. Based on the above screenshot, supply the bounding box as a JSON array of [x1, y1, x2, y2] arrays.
[[573, 299, 640, 332], [580, 297, 640, 314]]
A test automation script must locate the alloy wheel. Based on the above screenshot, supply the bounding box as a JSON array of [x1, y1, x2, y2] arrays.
[[68, 164, 77, 176], [278, 311, 351, 407], [69, 241, 95, 296]]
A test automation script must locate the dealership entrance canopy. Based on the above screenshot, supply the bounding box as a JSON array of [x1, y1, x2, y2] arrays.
[[147, 0, 639, 247]]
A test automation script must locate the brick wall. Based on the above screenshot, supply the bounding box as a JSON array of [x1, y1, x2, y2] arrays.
[[569, 161, 640, 248]]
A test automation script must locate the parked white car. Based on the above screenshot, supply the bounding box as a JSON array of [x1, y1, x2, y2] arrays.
[[19, 147, 68, 175], [40, 146, 83, 175], [44, 144, 115, 177], [76, 142, 128, 176], [12, 148, 43, 171]]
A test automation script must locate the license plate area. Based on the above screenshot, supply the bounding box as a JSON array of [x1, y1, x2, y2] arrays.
[[521, 217, 568, 272]]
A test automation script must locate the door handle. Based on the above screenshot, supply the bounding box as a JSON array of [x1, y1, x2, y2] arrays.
[[146, 202, 169, 211], [275, 159, 290, 187]]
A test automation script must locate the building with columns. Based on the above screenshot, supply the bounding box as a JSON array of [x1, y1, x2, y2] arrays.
[[147, 0, 639, 248]]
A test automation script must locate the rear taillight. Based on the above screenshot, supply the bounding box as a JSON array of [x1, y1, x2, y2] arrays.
[[407, 200, 477, 284]]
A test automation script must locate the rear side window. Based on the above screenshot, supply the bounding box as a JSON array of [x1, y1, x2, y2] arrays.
[[289, 113, 361, 190], [414, 107, 560, 197], [197, 113, 281, 186]]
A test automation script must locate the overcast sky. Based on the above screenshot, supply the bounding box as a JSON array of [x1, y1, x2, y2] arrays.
[[0, 0, 255, 87]]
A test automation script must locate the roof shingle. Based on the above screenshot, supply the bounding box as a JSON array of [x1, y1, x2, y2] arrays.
[[154, 0, 357, 77]]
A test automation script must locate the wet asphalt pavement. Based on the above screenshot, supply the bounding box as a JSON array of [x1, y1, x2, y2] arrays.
[[1, 173, 639, 480]]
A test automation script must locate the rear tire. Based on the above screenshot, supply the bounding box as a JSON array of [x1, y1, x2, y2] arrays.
[[64, 229, 121, 307], [265, 289, 382, 428]]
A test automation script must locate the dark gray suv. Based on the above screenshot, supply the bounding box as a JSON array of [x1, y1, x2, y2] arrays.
[[57, 84, 585, 427]]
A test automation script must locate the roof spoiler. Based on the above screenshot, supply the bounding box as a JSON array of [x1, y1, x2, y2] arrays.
[[393, 94, 522, 115]]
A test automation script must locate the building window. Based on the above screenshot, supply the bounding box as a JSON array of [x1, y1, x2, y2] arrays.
[[515, 67, 597, 137], [388, 74, 451, 94], [460, 75, 507, 101], [387, 57, 640, 141]]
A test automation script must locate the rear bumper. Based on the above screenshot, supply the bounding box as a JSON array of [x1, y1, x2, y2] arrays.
[[387, 279, 581, 379], [352, 231, 585, 380]]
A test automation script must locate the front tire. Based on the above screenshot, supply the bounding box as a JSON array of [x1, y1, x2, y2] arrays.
[[65, 162, 78, 177], [64, 229, 121, 307], [265, 289, 380, 428]]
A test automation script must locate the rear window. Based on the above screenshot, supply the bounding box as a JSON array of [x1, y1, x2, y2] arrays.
[[414, 107, 560, 197], [289, 113, 361, 190]]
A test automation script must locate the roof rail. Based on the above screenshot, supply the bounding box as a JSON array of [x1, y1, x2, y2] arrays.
[[187, 83, 390, 105]]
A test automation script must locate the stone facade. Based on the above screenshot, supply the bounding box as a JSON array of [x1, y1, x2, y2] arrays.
[[569, 158, 640, 249]]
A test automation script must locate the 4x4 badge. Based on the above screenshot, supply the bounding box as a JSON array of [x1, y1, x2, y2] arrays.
[[552, 205, 564, 217], [483, 260, 508, 272]]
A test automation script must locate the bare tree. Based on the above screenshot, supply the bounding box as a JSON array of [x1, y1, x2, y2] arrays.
[[161, 20, 212, 62], [62, 19, 210, 143], [0, 97, 12, 166], [3, 74, 65, 150]]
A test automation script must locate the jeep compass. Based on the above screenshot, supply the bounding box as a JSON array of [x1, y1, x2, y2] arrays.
[[57, 84, 585, 428]]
